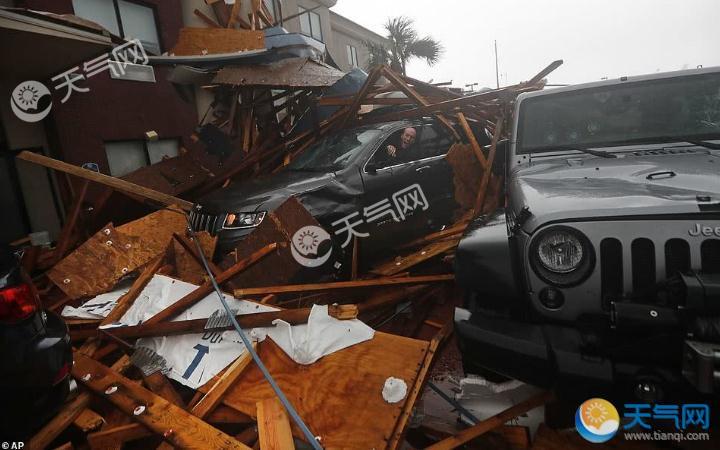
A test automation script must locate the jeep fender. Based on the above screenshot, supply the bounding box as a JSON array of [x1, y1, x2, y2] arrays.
[[454, 209, 523, 303]]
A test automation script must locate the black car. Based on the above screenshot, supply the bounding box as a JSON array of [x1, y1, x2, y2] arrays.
[[191, 119, 468, 262], [0, 245, 73, 439]]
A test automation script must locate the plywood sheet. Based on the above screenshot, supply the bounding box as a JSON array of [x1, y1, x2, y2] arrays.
[[445, 143, 483, 211], [48, 224, 156, 299], [214, 58, 345, 88], [117, 208, 194, 257], [199, 333, 430, 449], [171, 28, 265, 56]]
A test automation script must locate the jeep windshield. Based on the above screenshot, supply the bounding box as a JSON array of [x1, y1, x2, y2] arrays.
[[286, 126, 383, 172], [517, 72, 720, 154]]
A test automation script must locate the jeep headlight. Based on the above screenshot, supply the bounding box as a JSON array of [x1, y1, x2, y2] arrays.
[[530, 226, 594, 286], [222, 211, 266, 229]]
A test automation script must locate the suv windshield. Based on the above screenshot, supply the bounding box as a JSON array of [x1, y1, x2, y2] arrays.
[[286, 126, 383, 172], [517, 72, 720, 154]]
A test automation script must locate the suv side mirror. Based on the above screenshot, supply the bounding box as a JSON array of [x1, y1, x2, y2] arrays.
[[365, 162, 378, 174]]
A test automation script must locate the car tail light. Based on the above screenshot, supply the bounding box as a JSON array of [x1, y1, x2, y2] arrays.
[[0, 283, 38, 322]]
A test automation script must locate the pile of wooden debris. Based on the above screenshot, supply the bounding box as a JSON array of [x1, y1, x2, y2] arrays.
[[17, 60, 563, 450]]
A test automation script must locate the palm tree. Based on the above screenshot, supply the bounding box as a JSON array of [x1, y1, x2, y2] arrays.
[[364, 16, 442, 75]]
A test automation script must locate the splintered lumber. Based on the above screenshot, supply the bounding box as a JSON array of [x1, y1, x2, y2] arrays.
[[28, 356, 131, 449], [101, 255, 164, 326], [256, 397, 295, 450], [426, 391, 554, 450], [192, 344, 256, 419], [170, 27, 265, 56], [455, 113, 488, 169], [72, 352, 251, 450], [233, 274, 454, 297], [370, 239, 458, 277], [105, 304, 358, 340], [143, 242, 277, 326], [197, 333, 431, 449], [52, 179, 90, 265], [388, 324, 450, 448], [16, 151, 193, 210], [73, 408, 104, 432], [474, 116, 504, 212], [47, 224, 157, 299]]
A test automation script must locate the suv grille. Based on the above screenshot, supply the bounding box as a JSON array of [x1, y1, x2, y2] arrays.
[[600, 236, 720, 307], [189, 209, 223, 235]]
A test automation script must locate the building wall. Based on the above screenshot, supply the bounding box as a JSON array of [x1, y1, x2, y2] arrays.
[[328, 11, 389, 72], [22, 0, 197, 174]]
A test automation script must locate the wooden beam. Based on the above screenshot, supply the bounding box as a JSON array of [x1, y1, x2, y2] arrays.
[[72, 352, 251, 449], [192, 343, 256, 419], [104, 304, 358, 340], [100, 255, 164, 327], [380, 67, 461, 141], [526, 59, 563, 85], [143, 242, 277, 326], [473, 116, 504, 212], [28, 356, 131, 449], [234, 274, 453, 297], [256, 397, 295, 450], [194, 8, 221, 27], [16, 151, 193, 211], [456, 112, 488, 170], [425, 391, 554, 450], [370, 241, 458, 277], [86, 423, 151, 449], [52, 179, 89, 264]]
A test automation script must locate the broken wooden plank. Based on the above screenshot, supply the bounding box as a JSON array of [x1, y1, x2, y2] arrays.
[[426, 391, 554, 450], [370, 240, 458, 277], [473, 116, 504, 212], [143, 242, 278, 326], [456, 112, 488, 170], [197, 333, 430, 449], [72, 352, 251, 450], [233, 274, 453, 297], [28, 356, 131, 449], [16, 151, 193, 210], [256, 397, 295, 450], [73, 408, 105, 432], [172, 28, 265, 56], [52, 179, 90, 265], [106, 304, 358, 340], [48, 224, 158, 300], [192, 344, 256, 419], [101, 255, 164, 326]]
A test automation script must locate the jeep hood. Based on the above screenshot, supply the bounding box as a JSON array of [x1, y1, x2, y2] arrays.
[[197, 170, 336, 213], [511, 151, 720, 233]]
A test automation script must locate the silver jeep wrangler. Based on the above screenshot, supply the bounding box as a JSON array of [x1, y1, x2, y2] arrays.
[[454, 66, 720, 398]]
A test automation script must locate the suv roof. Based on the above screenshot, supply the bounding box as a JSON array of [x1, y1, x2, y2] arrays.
[[518, 64, 720, 101]]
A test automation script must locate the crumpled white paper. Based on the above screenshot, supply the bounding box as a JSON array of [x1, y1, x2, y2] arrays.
[[80, 275, 375, 389], [266, 304, 375, 365], [61, 284, 130, 319]]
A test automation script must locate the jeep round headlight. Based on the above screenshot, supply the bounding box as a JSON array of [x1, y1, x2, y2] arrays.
[[537, 230, 583, 273], [530, 226, 594, 287]]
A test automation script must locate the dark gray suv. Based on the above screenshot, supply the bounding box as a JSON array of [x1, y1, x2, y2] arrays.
[[455, 67, 720, 397]]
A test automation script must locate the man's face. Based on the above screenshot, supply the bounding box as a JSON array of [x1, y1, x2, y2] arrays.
[[400, 128, 416, 149]]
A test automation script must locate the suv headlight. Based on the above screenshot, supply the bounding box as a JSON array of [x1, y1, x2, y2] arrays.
[[222, 211, 266, 229], [530, 226, 594, 286]]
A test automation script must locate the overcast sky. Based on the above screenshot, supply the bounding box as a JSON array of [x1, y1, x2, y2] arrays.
[[332, 0, 720, 90]]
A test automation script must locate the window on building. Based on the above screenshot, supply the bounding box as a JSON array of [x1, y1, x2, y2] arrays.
[[105, 139, 179, 177], [346, 45, 359, 67], [264, 0, 277, 22], [298, 6, 322, 42], [72, 0, 161, 54]]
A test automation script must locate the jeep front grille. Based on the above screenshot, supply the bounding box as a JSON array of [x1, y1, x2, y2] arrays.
[[189, 209, 223, 235], [600, 237, 720, 308]]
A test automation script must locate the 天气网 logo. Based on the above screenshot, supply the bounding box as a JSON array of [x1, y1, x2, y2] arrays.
[[290, 225, 332, 268], [575, 398, 620, 443], [10, 80, 52, 122]]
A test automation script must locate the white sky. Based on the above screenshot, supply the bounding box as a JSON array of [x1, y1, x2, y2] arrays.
[[331, 0, 720, 90]]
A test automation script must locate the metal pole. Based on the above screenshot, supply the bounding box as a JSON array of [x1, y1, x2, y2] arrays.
[[494, 40, 500, 89]]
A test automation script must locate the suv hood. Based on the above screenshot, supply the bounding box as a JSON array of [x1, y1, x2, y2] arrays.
[[198, 169, 335, 213], [511, 150, 720, 233]]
